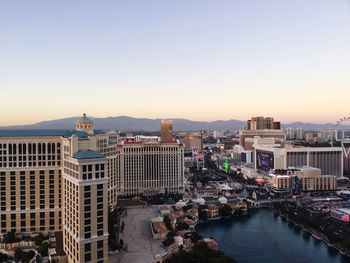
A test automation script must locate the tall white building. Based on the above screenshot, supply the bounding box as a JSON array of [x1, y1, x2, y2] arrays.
[[295, 128, 303, 140], [285, 128, 295, 140]]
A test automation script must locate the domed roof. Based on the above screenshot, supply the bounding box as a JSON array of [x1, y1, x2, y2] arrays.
[[77, 113, 93, 124], [175, 200, 187, 209], [75, 113, 94, 135], [218, 196, 228, 204], [195, 198, 205, 205], [221, 184, 232, 191]]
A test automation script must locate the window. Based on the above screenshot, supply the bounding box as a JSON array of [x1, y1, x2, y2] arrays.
[[97, 240, 104, 249], [85, 243, 91, 252], [97, 250, 104, 259]]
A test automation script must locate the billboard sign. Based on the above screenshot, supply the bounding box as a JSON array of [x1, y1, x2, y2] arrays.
[[256, 151, 274, 172]]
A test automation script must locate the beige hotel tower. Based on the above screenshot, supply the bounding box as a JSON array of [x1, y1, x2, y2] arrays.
[[0, 114, 185, 262]]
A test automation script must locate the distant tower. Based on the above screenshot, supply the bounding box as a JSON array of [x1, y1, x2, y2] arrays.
[[76, 113, 94, 135], [160, 120, 173, 142]]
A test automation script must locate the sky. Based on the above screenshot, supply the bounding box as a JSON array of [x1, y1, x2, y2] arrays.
[[0, 0, 350, 125]]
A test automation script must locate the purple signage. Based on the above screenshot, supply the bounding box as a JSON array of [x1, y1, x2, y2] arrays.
[[257, 151, 274, 171]]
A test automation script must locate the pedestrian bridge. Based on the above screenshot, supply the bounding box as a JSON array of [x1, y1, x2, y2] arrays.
[[248, 198, 293, 207]]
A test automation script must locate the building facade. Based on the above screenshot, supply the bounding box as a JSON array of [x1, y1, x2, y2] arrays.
[[177, 131, 203, 151], [295, 128, 303, 140], [239, 130, 285, 148], [270, 174, 291, 190], [0, 135, 63, 234], [160, 120, 173, 142], [247, 116, 280, 130], [285, 128, 295, 140], [0, 114, 185, 262], [269, 167, 337, 192], [254, 145, 343, 177], [116, 140, 184, 196]]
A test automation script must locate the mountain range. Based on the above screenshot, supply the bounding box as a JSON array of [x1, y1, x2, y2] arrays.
[[0, 116, 349, 131]]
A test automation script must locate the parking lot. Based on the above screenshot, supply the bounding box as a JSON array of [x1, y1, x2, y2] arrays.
[[110, 206, 166, 263]]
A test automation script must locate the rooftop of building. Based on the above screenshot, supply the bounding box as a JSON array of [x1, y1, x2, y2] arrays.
[[338, 190, 350, 194], [298, 166, 321, 171], [73, 150, 105, 159], [270, 168, 302, 175], [118, 140, 180, 146], [240, 129, 284, 134], [152, 222, 169, 234], [159, 205, 172, 211], [334, 208, 350, 214], [207, 204, 219, 210], [255, 144, 343, 152], [0, 129, 104, 138]]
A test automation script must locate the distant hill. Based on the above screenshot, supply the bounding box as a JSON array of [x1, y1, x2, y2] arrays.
[[0, 116, 349, 131], [0, 116, 246, 131], [282, 122, 350, 130]]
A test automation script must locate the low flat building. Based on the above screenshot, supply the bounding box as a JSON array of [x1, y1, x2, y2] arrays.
[[270, 174, 291, 190], [159, 205, 172, 215], [331, 208, 350, 222], [206, 204, 220, 220], [297, 167, 337, 192], [178, 132, 203, 151], [151, 222, 169, 239], [195, 187, 218, 198], [269, 167, 337, 192]]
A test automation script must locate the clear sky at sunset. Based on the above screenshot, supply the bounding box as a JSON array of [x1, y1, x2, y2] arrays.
[[0, 0, 349, 125]]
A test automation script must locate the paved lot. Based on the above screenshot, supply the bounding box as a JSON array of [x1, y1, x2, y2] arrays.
[[110, 206, 166, 263]]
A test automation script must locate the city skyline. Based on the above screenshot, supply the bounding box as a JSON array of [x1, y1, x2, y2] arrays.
[[0, 113, 350, 128], [2, 1, 350, 262], [1, 0, 350, 125]]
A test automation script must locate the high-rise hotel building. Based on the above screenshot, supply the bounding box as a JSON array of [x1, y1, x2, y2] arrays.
[[116, 140, 184, 196], [160, 120, 174, 142], [240, 116, 285, 148], [0, 114, 184, 262]]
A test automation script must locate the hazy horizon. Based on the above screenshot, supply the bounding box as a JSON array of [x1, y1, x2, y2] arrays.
[[0, 113, 347, 127], [1, 0, 350, 125]]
